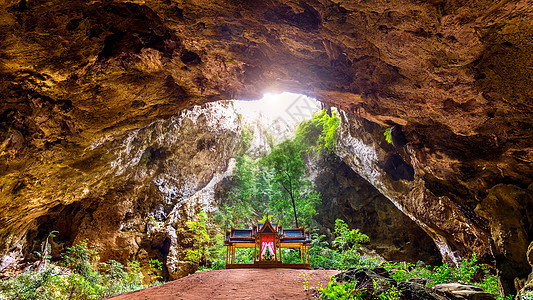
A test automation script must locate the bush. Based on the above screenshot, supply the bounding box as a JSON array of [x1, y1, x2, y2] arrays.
[[381, 254, 513, 299], [385, 253, 480, 287], [0, 266, 59, 300], [320, 278, 401, 300], [321, 280, 361, 300], [0, 239, 162, 300], [62, 240, 100, 283], [185, 210, 212, 267], [309, 220, 370, 270]]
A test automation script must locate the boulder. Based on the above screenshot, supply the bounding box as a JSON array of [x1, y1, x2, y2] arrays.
[[434, 283, 495, 300], [397, 281, 444, 300], [518, 242, 533, 299]]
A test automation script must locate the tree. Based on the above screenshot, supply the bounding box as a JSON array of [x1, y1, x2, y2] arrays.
[[262, 139, 314, 228], [214, 110, 338, 230]]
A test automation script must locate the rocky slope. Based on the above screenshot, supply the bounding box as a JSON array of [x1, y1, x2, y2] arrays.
[[1, 0, 532, 294]]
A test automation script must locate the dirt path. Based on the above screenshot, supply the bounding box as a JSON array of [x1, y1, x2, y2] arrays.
[[110, 268, 339, 300]]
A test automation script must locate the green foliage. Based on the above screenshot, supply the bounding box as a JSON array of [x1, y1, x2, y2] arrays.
[[262, 139, 307, 227], [320, 279, 361, 300], [147, 215, 159, 228], [0, 239, 162, 300], [49, 273, 104, 300], [62, 240, 101, 283], [475, 270, 501, 297], [333, 219, 369, 251], [215, 143, 321, 229], [385, 253, 480, 287], [296, 272, 323, 299], [521, 291, 533, 300], [241, 126, 253, 152], [381, 253, 509, 299], [373, 279, 401, 300], [309, 221, 371, 270], [215, 109, 338, 233], [185, 210, 212, 266], [100, 260, 144, 297], [384, 128, 392, 144], [33, 231, 58, 266], [0, 266, 59, 300], [309, 233, 345, 269], [214, 156, 256, 229], [296, 109, 340, 153], [205, 234, 226, 271], [235, 248, 255, 264], [320, 278, 400, 300], [280, 248, 302, 264]]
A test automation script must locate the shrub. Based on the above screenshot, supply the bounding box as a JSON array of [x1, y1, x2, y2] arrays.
[[62, 240, 100, 283], [384, 128, 392, 143], [385, 253, 481, 287], [185, 210, 212, 266], [320, 278, 401, 300], [321, 279, 361, 300], [309, 221, 371, 270], [0, 239, 163, 300], [48, 273, 103, 300], [333, 219, 369, 252], [0, 266, 59, 300]]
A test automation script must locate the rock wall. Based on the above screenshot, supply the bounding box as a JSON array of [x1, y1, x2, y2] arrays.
[[336, 110, 533, 294], [517, 242, 533, 298], [310, 151, 442, 265], [1, 101, 242, 280]]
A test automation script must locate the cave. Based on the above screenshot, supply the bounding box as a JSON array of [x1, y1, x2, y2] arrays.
[[0, 0, 532, 297]]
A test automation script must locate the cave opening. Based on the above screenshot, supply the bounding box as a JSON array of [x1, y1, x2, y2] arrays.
[[16, 90, 442, 286], [214, 92, 442, 266]]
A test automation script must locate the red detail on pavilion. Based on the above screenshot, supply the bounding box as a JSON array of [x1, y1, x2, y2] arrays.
[[224, 218, 311, 269]]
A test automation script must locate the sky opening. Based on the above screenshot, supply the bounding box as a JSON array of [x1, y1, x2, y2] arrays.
[[233, 92, 320, 132]]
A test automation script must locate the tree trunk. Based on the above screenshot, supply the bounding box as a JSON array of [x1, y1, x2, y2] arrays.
[[290, 192, 299, 228]]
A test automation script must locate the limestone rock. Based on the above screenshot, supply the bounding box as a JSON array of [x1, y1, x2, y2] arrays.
[[397, 281, 443, 300], [474, 184, 533, 293], [518, 242, 533, 300], [434, 283, 495, 300], [336, 112, 491, 264], [310, 151, 441, 264], [5, 101, 242, 279], [526, 242, 533, 267]]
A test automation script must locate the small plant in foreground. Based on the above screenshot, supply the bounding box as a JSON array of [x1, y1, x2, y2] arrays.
[[320, 279, 361, 300], [0, 238, 164, 300], [296, 272, 321, 299], [62, 239, 101, 282]]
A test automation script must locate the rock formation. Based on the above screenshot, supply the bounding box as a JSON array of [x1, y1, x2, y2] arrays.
[[1, 101, 242, 280], [0, 0, 532, 294], [310, 151, 441, 265], [517, 242, 533, 298]]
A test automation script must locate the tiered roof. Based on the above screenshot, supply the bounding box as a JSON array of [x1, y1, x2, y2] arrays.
[[224, 219, 311, 245]]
